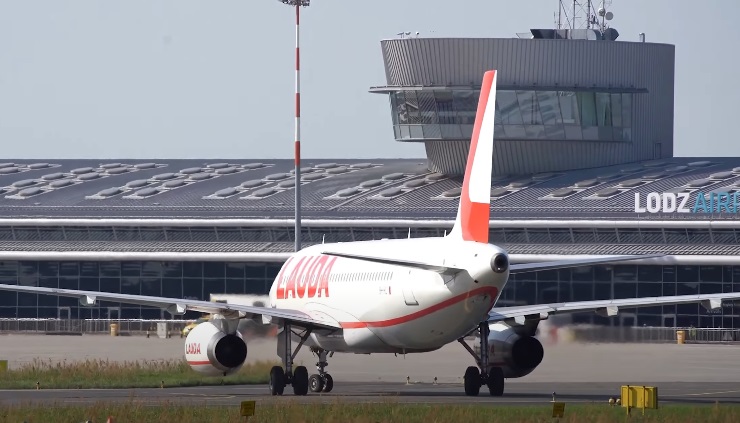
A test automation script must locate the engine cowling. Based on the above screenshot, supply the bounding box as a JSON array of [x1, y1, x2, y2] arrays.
[[184, 321, 248, 376], [483, 322, 544, 378]]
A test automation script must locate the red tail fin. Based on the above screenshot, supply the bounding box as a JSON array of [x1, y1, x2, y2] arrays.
[[448, 70, 497, 243]]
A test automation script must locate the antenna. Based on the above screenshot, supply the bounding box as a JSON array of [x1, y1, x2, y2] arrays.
[[555, 0, 613, 32]]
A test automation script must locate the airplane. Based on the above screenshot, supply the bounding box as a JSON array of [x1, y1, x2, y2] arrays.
[[2, 69, 740, 397]]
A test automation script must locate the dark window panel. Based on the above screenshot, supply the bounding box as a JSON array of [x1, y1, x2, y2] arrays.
[[79, 277, 99, 292], [571, 281, 594, 301], [225, 279, 245, 294], [162, 278, 183, 298], [700, 266, 722, 282], [204, 262, 225, 278], [80, 262, 99, 277], [100, 262, 121, 277], [225, 263, 245, 279], [203, 278, 226, 300], [0, 291, 16, 306], [677, 266, 699, 283], [245, 279, 269, 295], [121, 261, 141, 277], [162, 262, 182, 278], [59, 262, 79, 276], [141, 278, 161, 297], [0, 261, 17, 278], [120, 277, 139, 295], [637, 266, 662, 283], [594, 281, 612, 300], [183, 262, 203, 278], [614, 282, 637, 299], [663, 266, 676, 282], [637, 282, 662, 297], [265, 263, 282, 279], [101, 277, 121, 293], [38, 262, 58, 277], [571, 266, 593, 282], [245, 263, 265, 279], [19, 261, 38, 278], [141, 262, 162, 278], [183, 279, 203, 300], [613, 265, 636, 282]]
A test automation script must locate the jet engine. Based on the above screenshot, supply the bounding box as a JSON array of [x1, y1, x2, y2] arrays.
[[483, 322, 544, 378], [184, 320, 248, 376]]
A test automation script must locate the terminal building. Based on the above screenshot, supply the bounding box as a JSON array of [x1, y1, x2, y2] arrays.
[[1, 9, 739, 330]]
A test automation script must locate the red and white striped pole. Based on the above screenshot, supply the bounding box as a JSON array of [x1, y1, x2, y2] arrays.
[[294, 3, 302, 252]]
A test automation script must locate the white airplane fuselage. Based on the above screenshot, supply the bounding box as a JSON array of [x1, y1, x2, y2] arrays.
[[268, 237, 508, 354]]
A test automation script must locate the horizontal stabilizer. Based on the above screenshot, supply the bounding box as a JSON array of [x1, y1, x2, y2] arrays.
[[509, 254, 665, 274]]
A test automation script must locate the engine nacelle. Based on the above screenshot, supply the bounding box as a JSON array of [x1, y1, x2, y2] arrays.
[[184, 321, 248, 376], [484, 322, 544, 378]]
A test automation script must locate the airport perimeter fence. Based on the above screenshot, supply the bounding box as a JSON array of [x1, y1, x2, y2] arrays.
[[564, 325, 740, 344]]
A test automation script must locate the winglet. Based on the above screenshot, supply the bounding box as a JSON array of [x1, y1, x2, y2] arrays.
[[448, 70, 497, 243]]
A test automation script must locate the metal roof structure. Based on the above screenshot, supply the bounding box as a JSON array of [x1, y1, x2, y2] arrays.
[[0, 158, 739, 221]]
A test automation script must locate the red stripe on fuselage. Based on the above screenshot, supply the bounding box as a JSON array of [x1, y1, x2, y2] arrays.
[[187, 361, 211, 366], [339, 286, 498, 329]]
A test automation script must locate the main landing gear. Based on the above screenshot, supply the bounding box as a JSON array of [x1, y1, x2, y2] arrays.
[[268, 324, 334, 396], [458, 322, 505, 397]]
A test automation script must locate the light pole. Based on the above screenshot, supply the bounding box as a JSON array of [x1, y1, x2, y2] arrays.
[[276, 0, 309, 252]]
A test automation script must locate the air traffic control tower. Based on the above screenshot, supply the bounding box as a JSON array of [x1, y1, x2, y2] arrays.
[[370, 1, 675, 176]]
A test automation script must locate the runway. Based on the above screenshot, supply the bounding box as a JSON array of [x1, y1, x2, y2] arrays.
[[3, 381, 740, 406], [2, 334, 740, 406]]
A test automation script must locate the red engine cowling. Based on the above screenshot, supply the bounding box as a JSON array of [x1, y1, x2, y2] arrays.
[[484, 322, 544, 378], [184, 321, 248, 376]]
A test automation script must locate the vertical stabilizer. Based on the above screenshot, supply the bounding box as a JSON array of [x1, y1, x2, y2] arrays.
[[447, 70, 497, 243]]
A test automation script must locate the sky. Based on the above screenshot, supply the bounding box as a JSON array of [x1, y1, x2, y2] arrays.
[[0, 1, 738, 160]]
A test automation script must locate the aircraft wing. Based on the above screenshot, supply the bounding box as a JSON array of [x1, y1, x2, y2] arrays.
[[0, 284, 341, 331], [319, 251, 466, 275], [509, 254, 665, 273], [488, 293, 740, 324]]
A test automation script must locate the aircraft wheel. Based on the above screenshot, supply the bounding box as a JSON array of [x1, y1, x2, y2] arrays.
[[322, 374, 334, 393], [487, 367, 504, 396], [309, 374, 324, 393], [269, 366, 285, 396], [463, 366, 481, 396], [292, 366, 309, 396]]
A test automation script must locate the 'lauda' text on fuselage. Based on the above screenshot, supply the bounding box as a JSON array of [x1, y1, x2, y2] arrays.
[[275, 255, 337, 300]]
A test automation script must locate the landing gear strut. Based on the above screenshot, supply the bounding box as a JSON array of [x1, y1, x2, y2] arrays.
[[308, 347, 334, 393], [458, 322, 505, 397], [269, 323, 311, 396]]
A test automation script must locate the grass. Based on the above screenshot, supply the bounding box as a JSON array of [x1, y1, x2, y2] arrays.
[[0, 358, 277, 389], [1, 402, 739, 423]]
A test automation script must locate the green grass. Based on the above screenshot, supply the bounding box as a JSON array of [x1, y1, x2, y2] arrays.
[[0, 402, 738, 423], [0, 358, 276, 389]]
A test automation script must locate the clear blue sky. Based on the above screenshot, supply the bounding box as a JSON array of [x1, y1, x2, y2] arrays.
[[0, 1, 737, 159]]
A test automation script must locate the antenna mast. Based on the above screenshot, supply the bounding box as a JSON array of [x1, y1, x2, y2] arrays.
[[555, 0, 613, 31]]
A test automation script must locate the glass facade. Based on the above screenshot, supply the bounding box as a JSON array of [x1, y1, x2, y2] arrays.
[[0, 260, 738, 329], [0, 225, 736, 245], [0, 261, 281, 320], [390, 89, 633, 142]]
